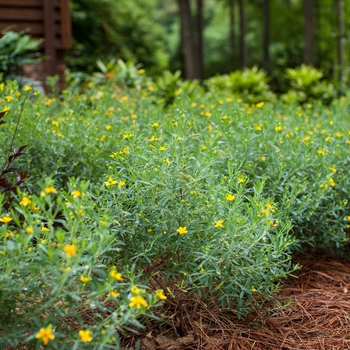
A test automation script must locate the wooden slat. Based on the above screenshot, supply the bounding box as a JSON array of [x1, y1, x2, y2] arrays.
[[0, 8, 44, 21], [0, 0, 42, 7], [0, 22, 45, 36], [60, 0, 71, 49], [44, 0, 57, 76]]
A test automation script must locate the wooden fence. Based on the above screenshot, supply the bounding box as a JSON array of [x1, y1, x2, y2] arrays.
[[0, 0, 71, 89]]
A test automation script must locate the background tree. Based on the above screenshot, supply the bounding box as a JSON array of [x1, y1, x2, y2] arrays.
[[238, 0, 248, 68], [67, 0, 168, 74], [303, 0, 315, 65]]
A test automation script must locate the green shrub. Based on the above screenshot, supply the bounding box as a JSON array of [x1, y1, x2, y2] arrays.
[[0, 30, 43, 80], [204, 66, 275, 104], [282, 65, 336, 104], [96, 112, 297, 315], [0, 179, 163, 349]]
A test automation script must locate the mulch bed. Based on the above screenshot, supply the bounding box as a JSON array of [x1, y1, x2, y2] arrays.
[[122, 257, 350, 350]]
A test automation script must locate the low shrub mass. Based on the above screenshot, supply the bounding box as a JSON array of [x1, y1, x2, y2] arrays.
[[1, 67, 350, 348]]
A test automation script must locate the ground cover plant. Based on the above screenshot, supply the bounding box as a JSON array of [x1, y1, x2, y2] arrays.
[[1, 70, 350, 348]]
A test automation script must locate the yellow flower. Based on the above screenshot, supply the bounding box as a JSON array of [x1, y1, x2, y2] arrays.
[[64, 244, 77, 258], [347, 216, 350, 221], [155, 290, 167, 300], [176, 226, 187, 235], [151, 122, 159, 127], [107, 290, 119, 298], [41, 226, 50, 232], [275, 125, 282, 131], [105, 177, 117, 186], [5, 96, 13, 102], [256, 101, 264, 108], [80, 276, 91, 283], [110, 270, 123, 281], [20, 197, 32, 206], [159, 146, 167, 151], [71, 190, 81, 198], [129, 295, 148, 309], [0, 216, 12, 223], [105, 125, 111, 130], [329, 178, 335, 187], [79, 330, 93, 343], [26, 227, 34, 234], [260, 156, 266, 161], [329, 167, 337, 173], [35, 325, 55, 346], [262, 209, 270, 216], [44, 187, 57, 194], [24, 85, 32, 91], [131, 285, 141, 294], [118, 181, 125, 187], [214, 220, 224, 228], [225, 194, 235, 201], [149, 136, 159, 142]]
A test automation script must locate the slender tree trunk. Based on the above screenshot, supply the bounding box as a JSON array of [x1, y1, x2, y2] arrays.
[[177, 0, 201, 80], [263, 0, 270, 73], [196, 0, 204, 80], [238, 0, 248, 68], [303, 0, 314, 65], [229, 0, 236, 68], [336, 0, 345, 84]]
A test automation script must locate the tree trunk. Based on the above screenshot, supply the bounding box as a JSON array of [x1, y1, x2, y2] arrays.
[[262, 0, 270, 73], [196, 0, 204, 80], [336, 0, 345, 84], [238, 0, 248, 68], [303, 0, 314, 65], [229, 0, 236, 68], [177, 0, 201, 80]]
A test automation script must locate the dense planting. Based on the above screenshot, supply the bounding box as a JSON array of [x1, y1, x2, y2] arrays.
[[1, 75, 350, 348]]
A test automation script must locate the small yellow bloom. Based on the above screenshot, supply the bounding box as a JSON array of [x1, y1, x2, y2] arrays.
[[105, 125, 111, 130], [176, 226, 187, 235], [329, 178, 335, 187], [118, 181, 125, 187], [44, 187, 57, 194], [256, 101, 264, 108], [20, 197, 32, 206], [80, 276, 92, 283], [24, 85, 32, 91], [35, 325, 55, 346], [159, 146, 167, 151], [262, 209, 270, 216], [275, 125, 282, 131], [64, 244, 77, 258], [41, 226, 50, 232], [131, 285, 141, 294], [79, 330, 93, 343], [107, 290, 119, 298], [105, 177, 117, 186], [347, 216, 350, 221], [151, 122, 159, 127], [26, 227, 34, 234], [0, 216, 12, 223], [225, 194, 235, 201], [71, 190, 81, 198], [260, 156, 266, 161], [129, 295, 148, 309], [5, 96, 13, 102], [110, 270, 123, 281], [214, 220, 224, 228], [329, 167, 337, 173], [155, 289, 167, 300]]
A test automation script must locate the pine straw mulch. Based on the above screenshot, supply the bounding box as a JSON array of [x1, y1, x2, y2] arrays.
[[122, 257, 350, 350]]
